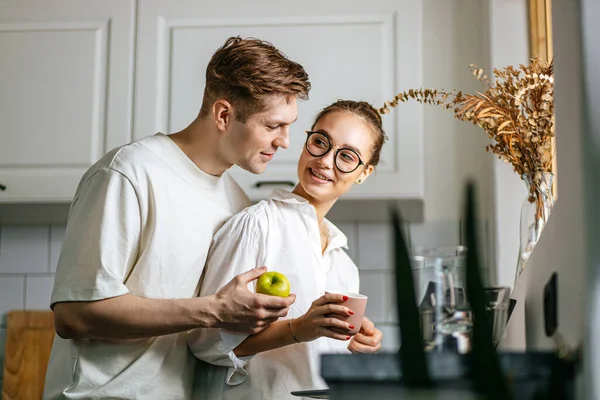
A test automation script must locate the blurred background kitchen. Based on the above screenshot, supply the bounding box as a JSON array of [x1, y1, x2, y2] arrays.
[[1, 0, 598, 397]]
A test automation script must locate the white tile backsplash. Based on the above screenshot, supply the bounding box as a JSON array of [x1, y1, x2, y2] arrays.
[[0, 327, 6, 360], [0, 277, 25, 325], [460, 219, 493, 284], [0, 327, 6, 381], [0, 218, 491, 357], [386, 270, 398, 323], [359, 271, 387, 324], [357, 223, 393, 270], [25, 276, 55, 310], [50, 225, 66, 273], [408, 220, 461, 250], [0, 226, 49, 273]]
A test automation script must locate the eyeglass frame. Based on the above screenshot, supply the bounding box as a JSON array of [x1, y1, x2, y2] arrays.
[[304, 130, 367, 173]]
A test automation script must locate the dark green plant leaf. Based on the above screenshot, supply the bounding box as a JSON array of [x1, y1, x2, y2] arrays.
[[392, 209, 431, 387], [464, 182, 511, 399]]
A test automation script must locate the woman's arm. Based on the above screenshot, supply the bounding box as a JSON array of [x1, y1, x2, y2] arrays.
[[233, 319, 297, 357], [234, 293, 355, 357]]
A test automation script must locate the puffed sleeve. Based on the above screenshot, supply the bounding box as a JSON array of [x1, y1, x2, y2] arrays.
[[187, 205, 267, 385]]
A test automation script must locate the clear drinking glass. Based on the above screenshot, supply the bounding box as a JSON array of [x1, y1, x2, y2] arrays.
[[411, 246, 470, 352], [484, 286, 511, 347]]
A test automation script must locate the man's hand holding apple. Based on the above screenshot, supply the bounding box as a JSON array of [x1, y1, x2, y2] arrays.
[[212, 267, 296, 334]]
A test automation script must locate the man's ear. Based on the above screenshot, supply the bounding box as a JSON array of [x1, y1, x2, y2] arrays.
[[355, 165, 374, 184], [213, 100, 233, 132]]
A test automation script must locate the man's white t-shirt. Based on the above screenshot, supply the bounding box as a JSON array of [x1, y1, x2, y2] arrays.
[[43, 133, 250, 400]]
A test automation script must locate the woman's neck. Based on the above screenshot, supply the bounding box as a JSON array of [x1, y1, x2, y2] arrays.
[[291, 185, 336, 226]]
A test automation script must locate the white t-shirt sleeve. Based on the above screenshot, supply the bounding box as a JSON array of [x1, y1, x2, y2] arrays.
[[187, 207, 267, 386], [50, 167, 141, 307]]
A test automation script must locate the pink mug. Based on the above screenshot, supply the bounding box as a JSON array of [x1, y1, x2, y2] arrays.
[[325, 291, 368, 335]]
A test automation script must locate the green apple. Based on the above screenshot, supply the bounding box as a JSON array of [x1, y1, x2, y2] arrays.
[[256, 271, 291, 298]]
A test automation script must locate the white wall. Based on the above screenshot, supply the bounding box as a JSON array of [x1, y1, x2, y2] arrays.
[[501, 0, 588, 356], [422, 0, 494, 224], [580, 0, 600, 396], [420, 0, 496, 280], [487, 0, 531, 289]]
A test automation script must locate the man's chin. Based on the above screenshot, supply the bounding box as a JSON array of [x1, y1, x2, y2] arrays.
[[237, 162, 267, 175]]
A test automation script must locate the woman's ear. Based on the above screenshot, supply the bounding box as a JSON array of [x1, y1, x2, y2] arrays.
[[355, 165, 374, 184], [213, 100, 233, 132]]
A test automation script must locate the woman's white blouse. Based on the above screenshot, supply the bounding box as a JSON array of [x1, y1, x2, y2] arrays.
[[187, 189, 360, 400]]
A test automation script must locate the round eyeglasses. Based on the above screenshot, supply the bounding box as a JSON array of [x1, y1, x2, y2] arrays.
[[304, 131, 366, 173]]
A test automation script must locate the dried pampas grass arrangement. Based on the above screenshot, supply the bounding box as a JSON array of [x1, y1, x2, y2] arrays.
[[378, 56, 555, 200], [379, 56, 556, 277]]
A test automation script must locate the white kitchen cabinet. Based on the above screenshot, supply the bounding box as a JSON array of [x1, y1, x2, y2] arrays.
[[0, 0, 136, 202], [134, 0, 424, 200]]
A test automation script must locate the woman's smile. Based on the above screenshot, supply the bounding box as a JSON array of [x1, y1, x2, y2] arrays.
[[308, 167, 333, 183]]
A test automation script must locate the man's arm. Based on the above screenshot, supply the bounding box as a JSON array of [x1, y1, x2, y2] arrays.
[[54, 267, 295, 340], [53, 294, 216, 340]]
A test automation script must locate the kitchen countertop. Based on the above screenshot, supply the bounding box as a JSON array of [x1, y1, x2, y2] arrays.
[[320, 351, 576, 399]]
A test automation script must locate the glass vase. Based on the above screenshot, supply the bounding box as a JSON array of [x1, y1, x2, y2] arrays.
[[514, 172, 555, 283]]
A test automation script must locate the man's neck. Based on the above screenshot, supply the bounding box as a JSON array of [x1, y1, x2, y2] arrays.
[[168, 117, 232, 177]]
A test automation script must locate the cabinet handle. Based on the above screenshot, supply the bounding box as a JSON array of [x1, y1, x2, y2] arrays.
[[0, 184, 6, 191], [254, 180, 295, 188]]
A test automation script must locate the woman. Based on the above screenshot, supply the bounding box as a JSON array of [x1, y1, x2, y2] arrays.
[[188, 100, 386, 399]]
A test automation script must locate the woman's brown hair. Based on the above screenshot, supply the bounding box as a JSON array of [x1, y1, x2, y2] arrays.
[[311, 100, 388, 166], [199, 36, 311, 122]]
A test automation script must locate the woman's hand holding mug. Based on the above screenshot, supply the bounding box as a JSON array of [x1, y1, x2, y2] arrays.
[[291, 293, 355, 342]]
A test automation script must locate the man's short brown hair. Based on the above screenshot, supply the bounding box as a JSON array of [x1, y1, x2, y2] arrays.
[[199, 36, 311, 122]]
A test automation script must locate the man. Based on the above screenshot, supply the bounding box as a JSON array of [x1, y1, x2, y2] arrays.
[[43, 36, 311, 400]]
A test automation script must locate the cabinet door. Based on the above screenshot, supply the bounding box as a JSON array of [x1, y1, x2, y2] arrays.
[[1, 311, 55, 400], [135, 0, 423, 200], [0, 0, 136, 202]]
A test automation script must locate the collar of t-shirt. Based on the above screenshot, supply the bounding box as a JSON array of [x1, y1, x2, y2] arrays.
[[154, 133, 224, 190], [269, 189, 349, 253]]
